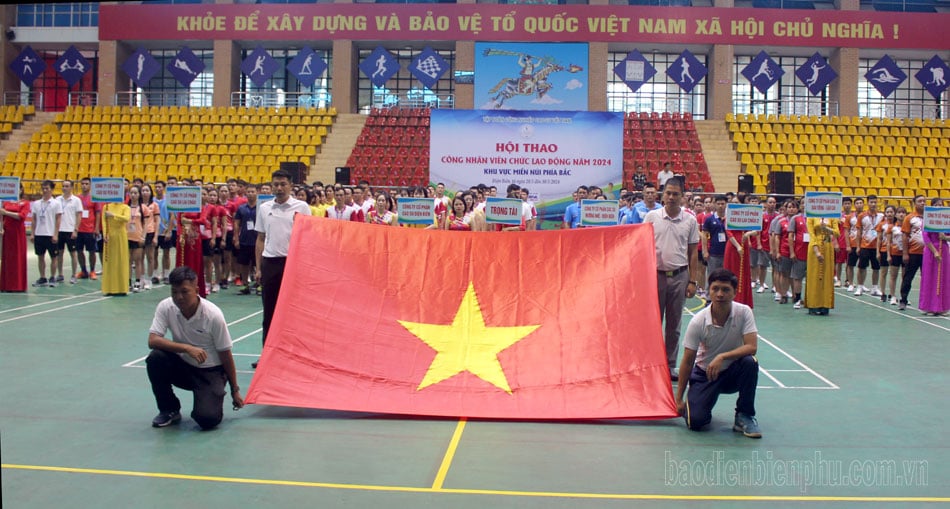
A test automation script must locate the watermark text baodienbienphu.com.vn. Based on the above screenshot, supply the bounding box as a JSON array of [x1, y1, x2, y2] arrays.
[[665, 450, 928, 493]]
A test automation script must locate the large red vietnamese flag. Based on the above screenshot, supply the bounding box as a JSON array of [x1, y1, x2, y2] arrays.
[[245, 216, 676, 419]]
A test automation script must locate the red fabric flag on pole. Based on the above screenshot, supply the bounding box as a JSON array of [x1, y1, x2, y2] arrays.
[[245, 217, 676, 419]]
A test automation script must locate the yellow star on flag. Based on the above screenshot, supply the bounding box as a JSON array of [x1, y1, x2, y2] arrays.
[[398, 282, 540, 394]]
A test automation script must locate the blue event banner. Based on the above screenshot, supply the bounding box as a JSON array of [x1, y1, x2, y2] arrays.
[[429, 109, 622, 222]]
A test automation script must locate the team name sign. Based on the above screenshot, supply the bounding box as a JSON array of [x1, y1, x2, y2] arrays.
[[397, 197, 435, 226], [805, 191, 842, 218], [581, 199, 619, 227], [725, 203, 764, 231]]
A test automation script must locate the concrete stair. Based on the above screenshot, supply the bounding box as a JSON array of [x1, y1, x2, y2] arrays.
[[0, 111, 58, 164], [310, 113, 366, 184], [695, 119, 741, 194]]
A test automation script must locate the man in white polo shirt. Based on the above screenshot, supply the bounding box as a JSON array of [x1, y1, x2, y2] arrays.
[[146, 266, 244, 430], [675, 268, 761, 438], [644, 176, 699, 382], [54, 179, 83, 285], [254, 168, 312, 368], [31, 180, 63, 288]]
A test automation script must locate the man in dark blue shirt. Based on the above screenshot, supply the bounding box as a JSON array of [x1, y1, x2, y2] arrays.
[[702, 195, 728, 286], [232, 184, 259, 295]]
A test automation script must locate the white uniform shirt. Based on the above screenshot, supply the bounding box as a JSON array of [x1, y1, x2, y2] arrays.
[[32, 197, 63, 237], [645, 207, 700, 271], [683, 302, 757, 371], [254, 196, 312, 258], [149, 297, 232, 368], [56, 194, 83, 233]]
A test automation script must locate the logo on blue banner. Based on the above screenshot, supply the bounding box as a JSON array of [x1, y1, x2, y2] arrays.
[[241, 45, 280, 87], [915, 55, 949, 100], [613, 50, 656, 93], [359, 46, 399, 89], [410, 46, 449, 90], [167, 47, 205, 87], [741, 51, 784, 94], [795, 53, 837, 96], [287, 47, 327, 88], [56, 46, 90, 88], [10, 46, 45, 87], [121, 48, 160, 89], [864, 55, 906, 98], [667, 50, 706, 93]]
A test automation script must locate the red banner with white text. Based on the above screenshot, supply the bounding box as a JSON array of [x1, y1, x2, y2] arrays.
[[100, 4, 949, 50]]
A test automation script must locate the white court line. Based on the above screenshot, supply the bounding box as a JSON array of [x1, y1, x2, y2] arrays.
[[755, 335, 840, 389], [765, 369, 807, 372], [757, 368, 787, 388], [835, 290, 950, 333], [684, 306, 838, 390], [0, 297, 110, 325], [0, 289, 103, 315], [757, 386, 838, 390], [122, 325, 262, 367]]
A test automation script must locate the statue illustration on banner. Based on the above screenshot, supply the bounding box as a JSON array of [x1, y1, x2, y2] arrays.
[[475, 42, 587, 111]]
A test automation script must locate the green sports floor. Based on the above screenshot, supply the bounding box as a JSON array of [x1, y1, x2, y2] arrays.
[[1, 252, 947, 508]]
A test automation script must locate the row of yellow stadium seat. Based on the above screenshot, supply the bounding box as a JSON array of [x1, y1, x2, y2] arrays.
[[55, 123, 327, 137], [57, 113, 334, 127], [742, 171, 926, 187], [726, 113, 948, 127], [729, 122, 948, 137], [8, 150, 315, 167], [7, 159, 309, 183], [64, 105, 337, 117], [737, 142, 949, 158], [744, 185, 943, 199], [733, 132, 950, 149], [744, 164, 945, 181], [21, 142, 317, 158], [741, 153, 948, 169], [29, 132, 323, 148]]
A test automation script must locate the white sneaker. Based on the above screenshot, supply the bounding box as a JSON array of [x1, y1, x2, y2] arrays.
[[834, 277, 841, 287], [774, 293, 781, 302], [890, 296, 898, 305], [211, 283, 220, 293], [861, 285, 870, 293], [871, 286, 882, 297], [846, 284, 855, 292], [133, 282, 141, 293], [786, 290, 793, 298], [854, 287, 863, 296], [793, 300, 803, 309], [143, 280, 151, 291], [756, 285, 766, 293]]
